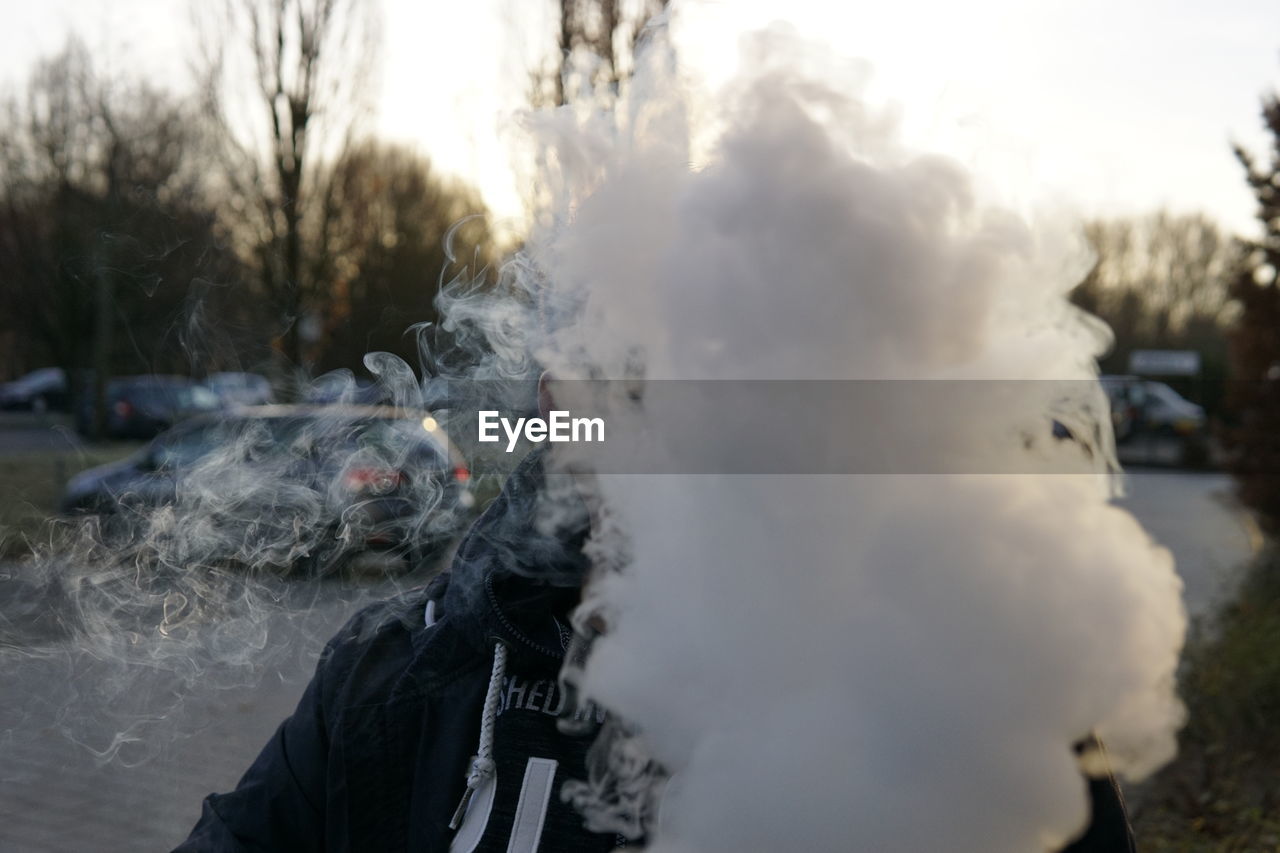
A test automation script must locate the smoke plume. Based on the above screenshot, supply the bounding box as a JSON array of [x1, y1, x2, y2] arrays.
[[0, 17, 1187, 853], [0, 362, 460, 770], [510, 23, 1186, 853]]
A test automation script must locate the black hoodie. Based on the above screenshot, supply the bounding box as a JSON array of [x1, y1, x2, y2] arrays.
[[174, 452, 1135, 852]]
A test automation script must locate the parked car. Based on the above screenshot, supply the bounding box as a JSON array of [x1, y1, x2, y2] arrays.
[[61, 405, 475, 573], [0, 367, 69, 412], [203, 372, 275, 407], [1100, 375, 1138, 442], [1140, 380, 1207, 436], [1100, 375, 1206, 441], [75, 375, 223, 439], [305, 373, 386, 406]]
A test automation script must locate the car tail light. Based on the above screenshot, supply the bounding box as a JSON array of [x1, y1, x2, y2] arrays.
[[343, 467, 406, 495], [113, 400, 133, 418], [453, 465, 470, 483]]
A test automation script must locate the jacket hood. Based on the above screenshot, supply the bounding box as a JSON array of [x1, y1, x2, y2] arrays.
[[441, 449, 590, 664]]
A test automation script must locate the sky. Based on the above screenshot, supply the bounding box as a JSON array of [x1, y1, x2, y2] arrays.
[[0, 0, 1277, 237]]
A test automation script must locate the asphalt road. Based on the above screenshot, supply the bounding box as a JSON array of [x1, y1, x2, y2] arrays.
[[1115, 469, 1260, 620], [0, 470, 1260, 852], [0, 561, 445, 852]]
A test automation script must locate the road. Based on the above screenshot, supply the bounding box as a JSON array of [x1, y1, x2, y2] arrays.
[[0, 561, 444, 852], [1115, 470, 1260, 620], [0, 470, 1260, 852]]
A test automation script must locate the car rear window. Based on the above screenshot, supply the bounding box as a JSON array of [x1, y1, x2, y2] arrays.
[[151, 423, 224, 467], [152, 414, 450, 471], [183, 386, 222, 410], [260, 415, 448, 466]]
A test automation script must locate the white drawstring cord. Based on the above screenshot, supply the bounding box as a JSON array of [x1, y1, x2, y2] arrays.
[[449, 641, 508, 830]]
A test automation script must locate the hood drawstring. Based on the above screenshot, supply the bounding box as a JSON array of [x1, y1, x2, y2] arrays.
[[449, 641, 508, 830]]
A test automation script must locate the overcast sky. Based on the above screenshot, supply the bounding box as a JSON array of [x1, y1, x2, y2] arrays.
[[1, 0, 1277, 237]]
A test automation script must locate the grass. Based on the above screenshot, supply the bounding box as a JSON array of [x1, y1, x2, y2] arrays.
[[0, 440, 141, 559], [1131, 546, 1280, 851]]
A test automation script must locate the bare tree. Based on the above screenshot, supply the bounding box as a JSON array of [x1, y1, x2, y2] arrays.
[[310, 140, 495, 372], [1075, 211, 1238, 345], [1069, 211, 1240, 421], [528, 0, 670, 108], [0, 39, 243, 434], [510, 0, 670, 225], [195, 0, 378, 380]]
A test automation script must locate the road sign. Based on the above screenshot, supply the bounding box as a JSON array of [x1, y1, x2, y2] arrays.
[[1128, 349, 1201, 376]]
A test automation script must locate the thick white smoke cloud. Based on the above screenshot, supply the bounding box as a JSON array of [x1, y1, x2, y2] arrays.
[[517, 23, 1186, 853]]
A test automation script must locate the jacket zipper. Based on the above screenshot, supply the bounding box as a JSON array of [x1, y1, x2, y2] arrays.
[[483, 571, 563, 659]]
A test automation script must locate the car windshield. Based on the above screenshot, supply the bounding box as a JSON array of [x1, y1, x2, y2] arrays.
[[1101, 378, 1145, 406], [357, 418, 449, 463], [184, 385, 222, 410], [150, 422, 225, 468], [125, 384, 175, 407], [1144, 382, 1191, 408], [10, 368, 64, 392], [274, 416, 447, 464], [121, 380, 220, 410], [209, 374, 263, 391], [147, 412, 449, 473], [152, 417, 300, 468]]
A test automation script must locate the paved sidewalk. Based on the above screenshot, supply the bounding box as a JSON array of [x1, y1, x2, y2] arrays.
[[1, 670, 304, 851], [0, 566, 436, 852], [1116, 470, 1259, 619]]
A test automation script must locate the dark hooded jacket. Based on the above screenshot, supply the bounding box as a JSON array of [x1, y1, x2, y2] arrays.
[[174, 453, 1136, 852]]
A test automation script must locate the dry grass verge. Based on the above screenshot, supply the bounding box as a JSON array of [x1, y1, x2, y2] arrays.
[[1132, 546, 1280, 851], [0, 443, 139, 558]]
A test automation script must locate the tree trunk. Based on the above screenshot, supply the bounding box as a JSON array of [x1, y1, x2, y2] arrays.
[[91, 261, 113, 440]]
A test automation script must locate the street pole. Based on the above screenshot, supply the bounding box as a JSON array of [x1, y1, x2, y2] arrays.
[[91, 248, 113, 441]]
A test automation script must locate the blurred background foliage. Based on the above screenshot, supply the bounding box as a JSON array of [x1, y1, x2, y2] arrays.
[[1070, 211, 1239, 418]]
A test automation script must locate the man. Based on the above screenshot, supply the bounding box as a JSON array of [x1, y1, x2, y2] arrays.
[[175, 446, 1136, 852], [174, 444, 626, 851]]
